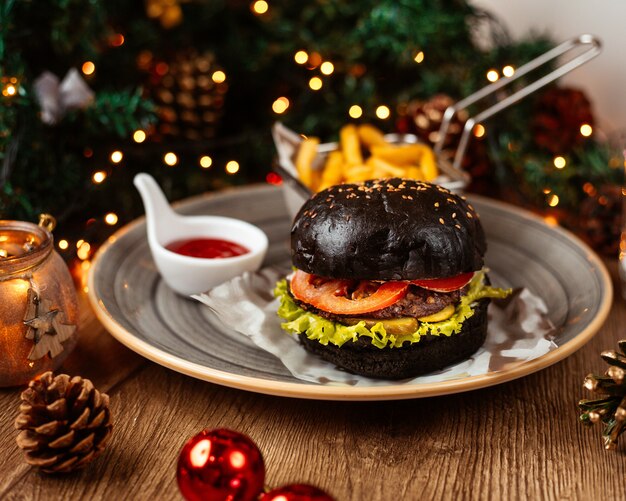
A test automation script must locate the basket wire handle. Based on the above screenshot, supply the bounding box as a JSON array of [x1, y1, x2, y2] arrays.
[[434, 33, 602, 171]]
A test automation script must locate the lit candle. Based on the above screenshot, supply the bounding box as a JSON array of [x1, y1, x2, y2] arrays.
[[0, 217, 78, 386], [0, 238, 36, 258]]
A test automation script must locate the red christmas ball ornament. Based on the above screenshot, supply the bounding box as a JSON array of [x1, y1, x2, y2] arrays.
[[177, 428, 265, 501], [262, 484, 336, 501]]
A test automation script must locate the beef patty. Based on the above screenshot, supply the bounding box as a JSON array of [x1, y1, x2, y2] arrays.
[[291, 283, 465, 323]]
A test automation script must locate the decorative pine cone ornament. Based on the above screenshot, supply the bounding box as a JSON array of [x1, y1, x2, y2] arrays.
[[396, 94, 493, 193], [396, 94, 467, 148], [532, 86, 594, 154], [575, 183, 621, 255], [15, 371, 112, 473], [146, 50, 227, 141], [579, 341, 626, 450]]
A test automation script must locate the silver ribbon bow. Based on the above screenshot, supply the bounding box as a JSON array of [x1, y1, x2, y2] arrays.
[[33, 68, 95, 125]]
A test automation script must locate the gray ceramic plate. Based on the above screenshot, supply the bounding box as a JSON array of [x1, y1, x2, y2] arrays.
[[88, 185, 612, 400]]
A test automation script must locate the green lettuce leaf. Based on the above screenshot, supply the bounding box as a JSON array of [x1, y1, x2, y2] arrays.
[[274, 271, 511, 349]]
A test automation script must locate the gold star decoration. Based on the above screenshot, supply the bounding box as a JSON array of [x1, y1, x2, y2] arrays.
[[23, 288, 76, 360]]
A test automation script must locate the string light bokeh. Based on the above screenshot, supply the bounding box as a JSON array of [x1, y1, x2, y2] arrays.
[[164, 152, 178, 166], [82, 61, 95, 76], [375, 105, 390, 120], [225, 161, 240, 174], [200, 156, 213, 168]]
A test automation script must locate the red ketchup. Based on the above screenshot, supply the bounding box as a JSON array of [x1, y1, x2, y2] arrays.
[[165, 238, 250, 259]]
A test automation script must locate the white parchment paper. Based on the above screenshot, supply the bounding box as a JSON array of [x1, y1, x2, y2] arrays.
[[193, 267, 557, 387]]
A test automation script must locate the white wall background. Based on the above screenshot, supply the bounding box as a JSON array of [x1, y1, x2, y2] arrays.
[[472, 0, 626, 131]]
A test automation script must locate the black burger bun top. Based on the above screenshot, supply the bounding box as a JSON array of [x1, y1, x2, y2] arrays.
[[291, 178, 486, 281]]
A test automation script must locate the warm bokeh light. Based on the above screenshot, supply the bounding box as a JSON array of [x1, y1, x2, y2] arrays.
[[414, 51, 425, 64], [133, 130, 146, 143], [580, 123, 593, 137], [266, 172, 282, 185], [164, 152, 178, 166], [104, 213, 119, 225], [544, 215, 559, 227], [376, 105, 391, 120], [309, 77, 322, 90], [308, 52, 322, 68], [58, 239, 69, 250], [349, 105, 363, 119], [200, 156, 213, 168], [226, 161, 240, 174], [92, 171, 107, 184], [82, 61, 95, 76], [272, 97, 290, 114], [502, 65, 515, 77], [110, 150, 123, 163], [474, 124, 485, 138], [77, 242, 91, 260], [548, 194, 560, 207], [320, 62, 334, 75], [583, 182, 597, 196], [251, 0, 269, 14], [155, 62, 169, 76], [212, 71, 226, 84], [553, 156, 566, 169], [486, 69, 499, 82], [294, 51, 308, 64], [111, 34, 125, 47], [3, 84, 16, 96]]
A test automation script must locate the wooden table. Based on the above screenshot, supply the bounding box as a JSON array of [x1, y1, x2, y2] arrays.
[[1, 261, 625, 500]]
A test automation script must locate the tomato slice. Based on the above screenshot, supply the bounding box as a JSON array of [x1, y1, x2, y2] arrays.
[[290, 270, 408, 315], [410, 272, 474, 292]]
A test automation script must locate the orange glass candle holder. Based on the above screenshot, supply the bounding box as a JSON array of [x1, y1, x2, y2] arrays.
[[0, 216, 78, 387]]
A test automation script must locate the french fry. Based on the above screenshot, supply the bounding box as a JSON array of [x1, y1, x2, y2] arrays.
[[419, 147, 438, 181], [404, 166, 424, 181], [340, 124, 363, 165], [295, 137, 320, 190], [344, 165, 372, 183], [305, 122, 440, 192], [311, 167, 322, 192], [357, 124, 387, 148], [366, 157, 406, 178], [370, 144, 431, 166], [318, 150, 345, 191]]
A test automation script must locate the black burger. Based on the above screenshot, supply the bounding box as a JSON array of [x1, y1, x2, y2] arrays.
[[275, 178, 510, 379]]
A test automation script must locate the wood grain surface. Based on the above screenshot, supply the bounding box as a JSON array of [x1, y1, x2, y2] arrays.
[[1, 262, 625, 501]]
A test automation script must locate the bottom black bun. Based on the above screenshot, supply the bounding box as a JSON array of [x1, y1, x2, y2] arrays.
[[298, 298, 490, 380]]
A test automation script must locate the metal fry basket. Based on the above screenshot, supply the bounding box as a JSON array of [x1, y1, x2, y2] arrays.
[[273, 34, 602, 219]]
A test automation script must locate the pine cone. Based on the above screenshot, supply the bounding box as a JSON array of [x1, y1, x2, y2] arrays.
[[532, 86, 594, 154], [15, 371, 112, 473], [146, 50, 226, 141], [396, 94, 466, 147], [579, 341, 626, 450], [396, 94, 493, 194], [575, 184, 621, 255]]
